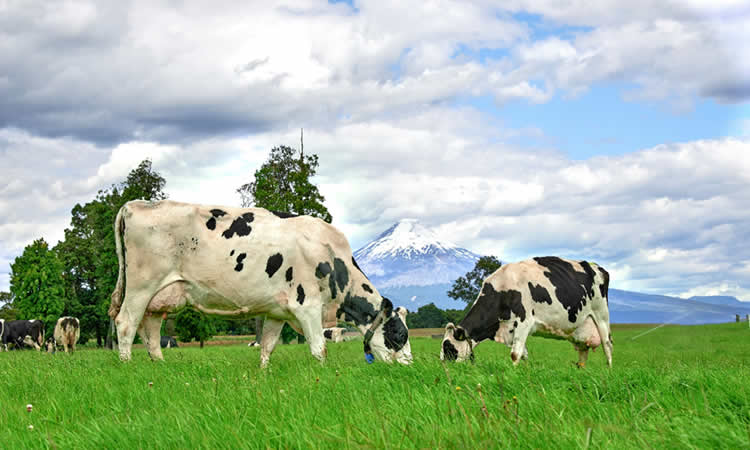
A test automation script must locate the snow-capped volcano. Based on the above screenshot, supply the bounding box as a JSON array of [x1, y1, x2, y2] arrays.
[[353, 219, 480, 288]]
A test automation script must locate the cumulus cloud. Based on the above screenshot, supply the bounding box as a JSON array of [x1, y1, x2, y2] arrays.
[[1, 0, 746, 146]]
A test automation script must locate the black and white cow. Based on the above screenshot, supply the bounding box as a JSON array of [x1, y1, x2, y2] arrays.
[[108, 200, 413, 367], [323, 327, 346, 343], [160, 336, 178, 348], [441, 257, 612, 367], [1, 319, 45, 351]]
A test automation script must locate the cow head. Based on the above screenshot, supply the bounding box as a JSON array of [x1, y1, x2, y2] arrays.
[[46, 337, 56, 354], [362, 300, 413, 365], [440, 323, 474, 362]]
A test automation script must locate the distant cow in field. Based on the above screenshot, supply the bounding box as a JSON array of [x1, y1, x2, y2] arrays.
[[46, 317, 80, 353], [108, 200, 412, 367], [323, 327, 346, 343], [1, 320, 45, 351], [0, 319, 4, 351], [441, 257, 612, 368], [160, 336, 178, 348]]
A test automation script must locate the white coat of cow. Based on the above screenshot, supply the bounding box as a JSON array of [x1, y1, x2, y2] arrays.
[[108, 200, 412, 367], [440, 257, 612, 367]]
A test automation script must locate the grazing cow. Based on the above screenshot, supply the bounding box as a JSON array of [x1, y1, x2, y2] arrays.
[[441, 257, 612, 368], [160, 336, 178, 348], [323, 327, 346, 343], [0, 319, 4, 351], [108, 200, 413, 367], [1, 320, 45, 351], [47, 317, 80, 353]]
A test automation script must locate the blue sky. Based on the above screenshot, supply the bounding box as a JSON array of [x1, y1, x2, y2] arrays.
[[1, 0, 749, 300]]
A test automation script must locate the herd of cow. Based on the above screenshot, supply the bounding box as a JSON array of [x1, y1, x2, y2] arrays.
[[3, 199, 614, 369], [0, 317, 80, 353]]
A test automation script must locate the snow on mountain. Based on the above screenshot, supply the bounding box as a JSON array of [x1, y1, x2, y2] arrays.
[[353, 219, 480, 288]]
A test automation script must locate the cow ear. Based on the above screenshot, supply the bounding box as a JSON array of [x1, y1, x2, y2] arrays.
[[454, 327, 467, 341], [382, 297, 394, 316]]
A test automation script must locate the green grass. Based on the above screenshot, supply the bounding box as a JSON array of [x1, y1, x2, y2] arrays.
[[1, 323, 749, 449]]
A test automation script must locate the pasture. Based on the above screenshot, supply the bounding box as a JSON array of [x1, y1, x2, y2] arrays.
[[1, 323, 748, 449]]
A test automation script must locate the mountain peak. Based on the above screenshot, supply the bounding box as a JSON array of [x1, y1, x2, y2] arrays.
[[363, 219, 459, 258], [353, 219, 480, 288]]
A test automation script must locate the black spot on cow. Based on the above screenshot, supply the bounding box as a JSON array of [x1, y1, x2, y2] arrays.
[[528, 282, 553, 305], [534, 257, 598, 323], [513, 321, 518, 328], [315, 258, 349, 299], [266, 253, 283, 278], [234, 253, 247, 272], [210, 209, 227, 218], [271, 211, 298, 219], [598, 266, 610, 304], [60, 317, 78, 330], [324, 329, 333, 340], [336, 293, 378, 326], [362, 284, 373, 294], [459, 284, 525, 342], [442, 340, 458, 361], [285, 267, 293, 282], [296, 284, 305, 305], [230, 250, 235, 256], [206, 217, 216, 230], [384, 314, 408, 351], [222, 213, 255, 239], [315, 262, 332, 279], [333, 258, 349, 293]]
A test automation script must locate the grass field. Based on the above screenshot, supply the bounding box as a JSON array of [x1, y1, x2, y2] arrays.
[[1, 323, 749, 449]]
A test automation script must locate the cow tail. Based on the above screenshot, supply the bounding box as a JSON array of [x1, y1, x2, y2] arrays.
[[108, 205, 127, 319]]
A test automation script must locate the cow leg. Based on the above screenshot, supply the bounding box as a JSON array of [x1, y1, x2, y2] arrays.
[[259, 319, 284, 368], [295, 305, 326, 363], [63, 342, 69, 353], [115, 292, 153, 361], [595, 322, 613, 368], [575, 344, 589, 368], [137, 315, 164, 361], [510, 326, 531, 366]]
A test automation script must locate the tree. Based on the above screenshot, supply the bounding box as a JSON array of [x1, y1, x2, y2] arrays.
[[447, 256, 502, 305], [174, 307, 215, 348], [9, 239, 66, 335], [55, 159, 167, 347], [237, 145, 332, 222], [237, 140, 332, 344], [0, 292, 19, 321], [406, 303, 447, 328]]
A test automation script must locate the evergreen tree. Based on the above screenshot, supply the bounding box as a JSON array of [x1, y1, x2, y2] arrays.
[[447, 256, 502, 305], [10, 239, 66, 334]]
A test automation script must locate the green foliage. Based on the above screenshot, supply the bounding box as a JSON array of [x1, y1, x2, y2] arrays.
[[447, 255, 502, 304], [54, 159, 167, 346], [174, 307, 216, 348], [236, 145, 332, 223], [9, 239, 66, 334], [0, 292, 19, 321], [406, 303, 448, 328], [1, 323, 749, 448], [281, 323, 306, 345]]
